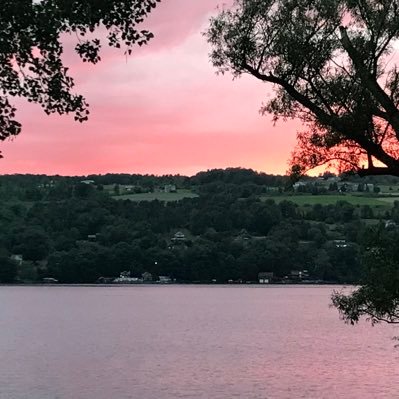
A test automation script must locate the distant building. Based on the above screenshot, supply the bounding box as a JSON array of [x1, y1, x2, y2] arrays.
[[37, 181, 55, 188], [258, 272, 274, 284], [159, 276, 172, 283], [42, 277, 58, 284], [333, 240, 348, 248], [172, 231, 186, 242], [142, 272, 153, 281], [113, 271, 142, 284], [237, 229, 251, 241], [10, 254, 23, 266], [289, 270, 309, 280], [164, 184, 177, 193], [123, 185, 135, 192], [80, 180, 95, 185]]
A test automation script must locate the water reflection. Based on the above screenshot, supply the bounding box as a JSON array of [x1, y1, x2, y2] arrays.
[[0, 285, 397, 399]]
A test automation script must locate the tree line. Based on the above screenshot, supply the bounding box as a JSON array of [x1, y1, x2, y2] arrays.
[[1, 169, 397, 285]]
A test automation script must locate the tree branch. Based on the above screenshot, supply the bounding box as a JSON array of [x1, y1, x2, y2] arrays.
[[339, 26, 399, 138], [243, 62, 399, 175], [357, 166, 399, 176]]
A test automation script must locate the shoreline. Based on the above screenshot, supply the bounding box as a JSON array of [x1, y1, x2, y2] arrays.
[[0, 282, 353, 288]]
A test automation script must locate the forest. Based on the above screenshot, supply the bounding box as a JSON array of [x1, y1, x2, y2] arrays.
[[0, 168, 398, 285]]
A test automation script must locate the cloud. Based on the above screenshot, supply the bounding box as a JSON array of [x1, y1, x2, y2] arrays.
[[1, 0, 298, 176]]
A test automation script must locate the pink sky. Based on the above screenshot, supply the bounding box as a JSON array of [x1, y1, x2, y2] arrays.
[[0, 0, 299, 176]]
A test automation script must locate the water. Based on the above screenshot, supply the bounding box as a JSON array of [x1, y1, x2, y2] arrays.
[[0, 285, 397, 399]]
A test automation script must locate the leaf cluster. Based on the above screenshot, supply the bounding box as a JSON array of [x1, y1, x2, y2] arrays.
[[0, 0, 160, 153], [332, 226, 399, 324], [207, 0, 399, 176]]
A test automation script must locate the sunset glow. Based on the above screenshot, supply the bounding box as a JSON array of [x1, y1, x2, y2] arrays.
[[0, 0, 299, 176]]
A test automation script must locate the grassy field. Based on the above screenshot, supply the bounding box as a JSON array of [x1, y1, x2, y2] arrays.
[[376, 196, 399, 204], [261, 194, 391, 207], [113, 189, 198, 202], [378, 184, 399, 194]]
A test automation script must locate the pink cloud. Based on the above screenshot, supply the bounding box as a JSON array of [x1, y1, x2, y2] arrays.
[[0, 0, 298, 176]]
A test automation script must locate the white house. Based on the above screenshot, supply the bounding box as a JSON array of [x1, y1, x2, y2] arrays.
[[10, 254, 23, 266]]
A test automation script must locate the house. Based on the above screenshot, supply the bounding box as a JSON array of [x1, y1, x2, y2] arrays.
[[234, 229, 254, 245], [289, 270, 309, 280], [113, 271, 142, 284], [123, 185, 135, 192], [159, 276, 172, 283], [258, 272, 274, 284], [80, 180, 95, 185], [10, 254, 23, 266], [142, 272, 153, 281], [172, 231, 186, 242], [42, 277, 58, 284], [333, 239, 348, 248], [164, 184, 177, 193], [237, 229, 251, 241]]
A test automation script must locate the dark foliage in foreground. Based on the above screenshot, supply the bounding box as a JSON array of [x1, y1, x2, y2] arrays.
[[207, 0, 399, 177], [0, 0, 160, 152], [332, 227, 399, 324]]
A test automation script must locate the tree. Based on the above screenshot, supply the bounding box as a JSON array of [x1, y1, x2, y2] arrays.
[[0, 256, 17, 283], [207, 1, 399, 325], [332, 226, 399, 324], [0, 0, 160, 154], [18, 227, 50, 262], [207, 0, 399, 177]]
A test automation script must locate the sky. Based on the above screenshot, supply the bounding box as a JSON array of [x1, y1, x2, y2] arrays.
[[1, 0, 299, 176]]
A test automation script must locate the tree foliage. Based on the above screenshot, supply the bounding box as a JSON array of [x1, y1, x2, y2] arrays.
[[207, 0, 399, 176], [0, 0, 160, 155], [0, 256, 17, 283], [0, 170, 372, 284], [332, 226, 399, 324]]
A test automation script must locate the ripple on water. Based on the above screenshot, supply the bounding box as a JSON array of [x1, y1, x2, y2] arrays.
[[0, 285, 397, 399]]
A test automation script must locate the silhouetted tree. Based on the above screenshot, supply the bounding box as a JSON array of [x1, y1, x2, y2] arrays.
[[208, 2, 399, 324], [207, 0, 399, 176], [0, 0, 160, 152], [332, 226, 399, 324], [18, 227, 50, 262], [0, 256, 17, 283]]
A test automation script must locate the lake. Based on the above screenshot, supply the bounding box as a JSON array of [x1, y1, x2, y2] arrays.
[[0, 285, 397, 399]]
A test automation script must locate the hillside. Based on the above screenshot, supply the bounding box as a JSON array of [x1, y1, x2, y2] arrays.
[[1, 168, 399, 284]]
